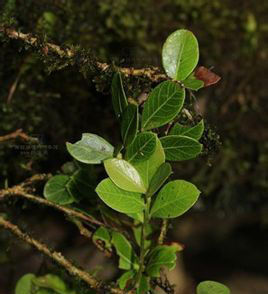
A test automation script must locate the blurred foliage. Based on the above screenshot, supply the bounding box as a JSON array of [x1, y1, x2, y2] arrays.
[[0, 0, 267, 214]]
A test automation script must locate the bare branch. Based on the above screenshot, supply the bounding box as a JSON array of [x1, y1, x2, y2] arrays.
[[0, 129, 36, 143]]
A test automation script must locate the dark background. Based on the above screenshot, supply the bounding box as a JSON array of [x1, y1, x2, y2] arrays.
[[0, 0, 267, 293]]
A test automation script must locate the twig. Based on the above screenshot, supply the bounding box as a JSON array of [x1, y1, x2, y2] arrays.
[[0, 26, 167, 82], [158, 219, 168, 245], [0, 129, 36, 143], [0, 185, 105, 227], [0, 216, 125, 294]]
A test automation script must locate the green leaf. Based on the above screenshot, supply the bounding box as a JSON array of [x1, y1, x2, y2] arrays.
[[95, 178, 145, 214], [146, 245, 178, 277], [182, 73, 204, 90], [160, 135, 202, 161], [93, 227, 112, 249], [15, 273, 35, 294], [66, 133, 114, 164], [133, 137, 165, 189], [111, 72, 128, 119], [169, 120, 204, 140], [141, 81, 185, 131], [150, 180, 200, 218], [118, 270, 136, 289], [125, 132, 157, 163], [197, 281, 230, 294], [32, 274, 69, 294], [137, 275, 150, 294], [104, 158, 146, 193], [162, 29, 199, 81], [147, 163, 172, 196], [121, 104, 139, 146], [44, 175, 75, 205], [112, 232, 139, 270], [133, 223, 152, 249]]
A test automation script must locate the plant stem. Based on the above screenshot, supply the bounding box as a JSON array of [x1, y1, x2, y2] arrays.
[[135, 193, 150, 288]]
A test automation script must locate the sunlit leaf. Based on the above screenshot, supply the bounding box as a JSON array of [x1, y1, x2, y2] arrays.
[[142, 81, 185, 131], [104, 158, 146, 193], [162, 29, 199, 81], [111, 72, 128, 119], [169, 120, 204, 140], [15, 274, 35, 294], [66, 133, 114, 164], [150, 180, 200, 218], [95, 178, 145, 214], [197, 281, 230, 294], [160, 135, 202, 161], [126, 132, 157, 163]]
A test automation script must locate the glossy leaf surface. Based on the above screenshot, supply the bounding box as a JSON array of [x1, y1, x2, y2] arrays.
[[121, 104, 138, 146], [150, 180, 200, 218], [66, 133, 114, 164], [162, 29, 199, 81], [160, 135, 202, 161], [197, 281, 230, 294], [104, 158, 146, 193], [169, 120, 204, 140], [95, 178, 144, 214], [126, 132, 157, 163], [142, 81, 185, 131]]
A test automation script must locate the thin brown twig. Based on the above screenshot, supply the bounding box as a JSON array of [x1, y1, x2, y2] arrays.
[[0, 129, 36, 143], [0, 26, 167, 82], [158, 219, 168, 245], [0, 216, 125, 294]]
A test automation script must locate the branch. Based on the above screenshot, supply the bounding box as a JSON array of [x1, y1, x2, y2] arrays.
[[0, 216, 124, 294], [0, 183, 105, 227], [0, 129, 36, 143], [0, 26, 167, 82]]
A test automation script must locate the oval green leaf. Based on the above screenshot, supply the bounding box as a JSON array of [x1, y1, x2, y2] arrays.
[[182, 73, 204, 91], [104, 158, 146, 193], [142, 81, 185, 131], [111, 72, 128, 119], [126, 132, 157, 163], [162, 29, 199, 81], [15, 274, 36, 294], [150, 180, 200, 218], [44, 175, 75, 205], [197, 281, 230, 294], [121, 104, 139, 146], [133, 137, 165, 189], [160, 135, 202, 161], [169, 120, 204, 140], [95, 178, 145, 214], [66, 133, 114, 164], [147, 163, 172, 197]]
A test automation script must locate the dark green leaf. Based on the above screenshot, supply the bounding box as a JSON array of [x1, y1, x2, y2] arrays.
[[66, 133, 114, 164], [137, 275, 150, 294], [197, 281, 230, 294], [142, 81, 185, 131], [15, 274, 35, 294], [182, 73, 204, 91], [133, 137, 165, 189], [133, 223, 152, 249], [146, 245, 178, 277], [121, 104, 139, 146], [147, 163, 172, 196], [104, 158, 146, 193], [160, 135, 202, 161], [112, 232, 139, 270], [95, 178, 145, 214], [162, 29, 199, 81], [169, 120, 204, 140], [125, 132, 157, 163], [150, 180, 200, 218], [111, 72, 128, 119], [118, 270, 136, 289], [44, 175, 75, 205]]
